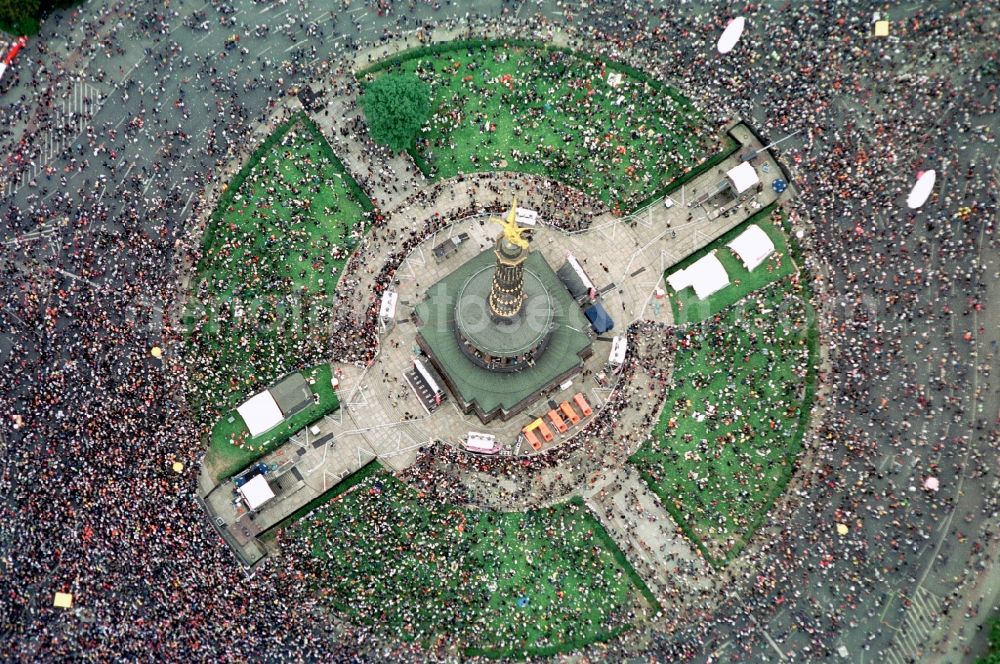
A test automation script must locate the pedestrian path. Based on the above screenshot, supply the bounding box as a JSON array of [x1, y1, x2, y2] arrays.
[[2, 80, 108, 199], [306, 77, 427, 209], [882, 586, 942, 664], [583, 465, 713, 607], [198, 357, 437, 564]]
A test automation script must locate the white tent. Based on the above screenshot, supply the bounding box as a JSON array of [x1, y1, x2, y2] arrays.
[[687, 253, 730, 299], [466, 431, 498, 452], [515, 207, 538, 227], [666, 268, 692, 293], [727, 224, 775, 271], [608, 335, 627, 367], [726, 161, 760, 194], [379, 291, 398, 319], [236, 390, 284, 437], [668, 252, 730, 300], [238, 474, 276, 510]]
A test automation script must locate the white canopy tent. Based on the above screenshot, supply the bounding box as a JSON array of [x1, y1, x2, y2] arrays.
[[466, 431, 498, 452], [515, 207, 538, 227], [726, 161, 760, 194], [236, 390, 284, 437], [238, 474, 276, 510], [608, 335, 627, 367], [667, 252, 730, 300], [379, 291, 398, 319], [727, 224, 775, 271], [666, 269, 690, 292]]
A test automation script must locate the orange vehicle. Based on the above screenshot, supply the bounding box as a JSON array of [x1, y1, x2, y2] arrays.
[[523, 428, 542, 451], [559, 401, 580, 425], [536, 419, 554, 442], [573, 393, 592, 417], [547, 409, 568, 433]]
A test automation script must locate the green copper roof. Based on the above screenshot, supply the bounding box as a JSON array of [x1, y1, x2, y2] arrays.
[[416, 249, 592, 416], [455, 265, 554, 357]]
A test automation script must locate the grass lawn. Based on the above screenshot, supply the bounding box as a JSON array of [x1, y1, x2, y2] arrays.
[[361, 41, 717, 213], [630, 280, 817, 565], [184, 113, 372, 422], [668, 205, 795, 325], [292, 469, 657, 657], [205, 363, 340, 481]]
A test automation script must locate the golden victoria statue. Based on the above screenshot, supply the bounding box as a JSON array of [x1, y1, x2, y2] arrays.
[[490, 196, 530, 250]]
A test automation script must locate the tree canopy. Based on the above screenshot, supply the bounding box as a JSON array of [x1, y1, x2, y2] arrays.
[[0, 0, 39, 35], [361, 72, 431, 153], [978, 615, 1000, 664], [0, 0, 77, 35]]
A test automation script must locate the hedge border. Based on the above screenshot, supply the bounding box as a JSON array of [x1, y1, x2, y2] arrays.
[[260, 458, 382, 538], [629, 131, 741, 215], [193, 113, 301, 279], [289, 475, 656, 659], [464, 624, 633, 660], [664, 201, 782, 323], [356, 38, 731, 215], [356, 39, 688, 108], [299, 114, 376, 214], [633, 465, 719, 568], [717, 283, 819, 565], [665, 202, 780, 278], [186, 111, 375, 420], [193, 111, 374, 280], [578, 494, 662, 615]]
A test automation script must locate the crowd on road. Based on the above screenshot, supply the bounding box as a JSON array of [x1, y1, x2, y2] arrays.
[[0, 0, 996, 661]]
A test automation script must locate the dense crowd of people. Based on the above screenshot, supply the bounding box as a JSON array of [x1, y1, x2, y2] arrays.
[[0, 0, 996, 662], [184, 118, 371, 418], [631, 281, 813, 558], [379, 41, 712, 211], [289, 469, 642, 656]]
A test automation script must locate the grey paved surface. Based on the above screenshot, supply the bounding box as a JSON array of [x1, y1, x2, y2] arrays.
[[0, 1, 996, 662]]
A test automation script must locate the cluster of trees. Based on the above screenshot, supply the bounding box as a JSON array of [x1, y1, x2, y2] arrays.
[[360, 72, 431, 153], [0, 0, 76, 36]]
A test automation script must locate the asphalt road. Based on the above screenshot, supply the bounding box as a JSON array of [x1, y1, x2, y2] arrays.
[[0, 1, 996, 662]]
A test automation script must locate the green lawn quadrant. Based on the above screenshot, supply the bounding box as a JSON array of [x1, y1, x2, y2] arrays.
[[630, 279, 817, 565], [184, 112, 372, 421], [668, 205, 795, 325], [360, 40, 716, 213], [292, 469, 658, 657], [206, 363, 340, 481]]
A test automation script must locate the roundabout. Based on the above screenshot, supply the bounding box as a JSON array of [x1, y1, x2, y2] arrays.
[[195, 37, 812, 656], [0, 2, 996, 663]]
